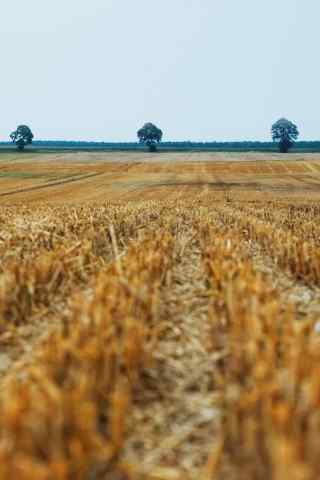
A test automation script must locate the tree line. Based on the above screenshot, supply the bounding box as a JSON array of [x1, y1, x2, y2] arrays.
[[8, 119, 299, 153]]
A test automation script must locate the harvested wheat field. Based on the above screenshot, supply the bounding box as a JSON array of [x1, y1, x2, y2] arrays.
[[1, 151, 320, 479]]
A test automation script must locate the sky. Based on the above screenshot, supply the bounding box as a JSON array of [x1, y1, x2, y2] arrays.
[[1, 0, 319, 142]]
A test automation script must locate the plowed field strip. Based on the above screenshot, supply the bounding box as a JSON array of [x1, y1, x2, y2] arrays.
[[2, 155, 320, 204], [124, 223, 220, 479], [0, 172, 103, 198]]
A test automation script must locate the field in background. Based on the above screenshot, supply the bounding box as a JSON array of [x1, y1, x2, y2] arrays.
[[1, 152, 320, 479], [1, 151, 320, 204]]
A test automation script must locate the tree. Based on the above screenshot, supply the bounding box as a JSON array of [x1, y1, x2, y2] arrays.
[[271, 118, 299, 153], [10, 125, 34, 151], [137, 123, 163, 152]]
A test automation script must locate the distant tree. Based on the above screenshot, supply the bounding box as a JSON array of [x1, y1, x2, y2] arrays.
[[137, 123, 163, 152], [271, 118, 299, 153], [10, 125, 34, 151]]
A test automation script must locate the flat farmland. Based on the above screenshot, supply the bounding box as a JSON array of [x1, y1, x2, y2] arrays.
[[1, 151, 320, 203], [1, 152, 320, 479]]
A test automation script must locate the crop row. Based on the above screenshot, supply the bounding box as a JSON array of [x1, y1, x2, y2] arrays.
[[0, 202, 175, 263], [0, 202, 184, 330], [201, 226, 320, 479], [0, 229, 174, 479], [216, 206, 320, 286], [232, 203, 320, 245]]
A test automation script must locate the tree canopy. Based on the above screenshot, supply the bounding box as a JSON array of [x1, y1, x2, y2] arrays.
[[10, 125, 34, 151], [137, 123, 163, 152], [271, 118, 299, 153]]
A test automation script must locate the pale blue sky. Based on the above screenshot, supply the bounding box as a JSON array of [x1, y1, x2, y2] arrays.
[[1, 1, 319, 141]]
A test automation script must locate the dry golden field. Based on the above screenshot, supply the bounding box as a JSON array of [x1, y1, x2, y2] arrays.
[[1, 151, 320, 479]]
